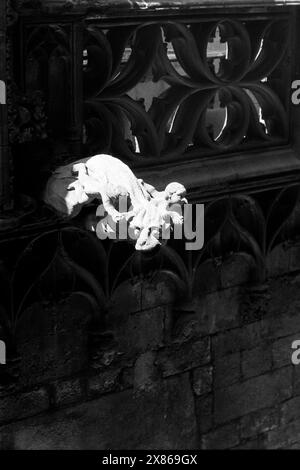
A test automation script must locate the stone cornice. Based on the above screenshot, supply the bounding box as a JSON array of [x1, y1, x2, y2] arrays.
[[14, 0, 300, 18], [138, 147, 300, 202]]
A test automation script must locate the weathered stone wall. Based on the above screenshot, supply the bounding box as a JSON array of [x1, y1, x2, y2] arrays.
[[1, 243, 300, 449], [0, 0, 9, 210], [2, 0, 300, 451]]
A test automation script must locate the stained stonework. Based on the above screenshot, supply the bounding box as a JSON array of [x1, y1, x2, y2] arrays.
[[0, 1, 9, 209], [2, 0, 300, 451], [14, 0, 300, 15], [1, 262, 300, 448]]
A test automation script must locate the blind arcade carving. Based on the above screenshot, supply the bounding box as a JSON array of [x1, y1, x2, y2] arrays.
[[1, 0, 300, 389]]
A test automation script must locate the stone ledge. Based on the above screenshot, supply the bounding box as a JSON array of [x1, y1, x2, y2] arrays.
[[16, 0, 300, 18], [139, 147, 300, 202]]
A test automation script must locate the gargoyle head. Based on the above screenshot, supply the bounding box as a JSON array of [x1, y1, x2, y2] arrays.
[[164, 182, 187, 205]]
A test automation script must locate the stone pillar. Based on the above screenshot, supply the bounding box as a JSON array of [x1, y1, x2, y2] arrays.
[[0, 0, 11, 211]]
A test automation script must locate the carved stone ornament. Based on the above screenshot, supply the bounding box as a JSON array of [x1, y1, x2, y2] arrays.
[[44, 154, 188, 251], [8, 89, 48, 144]]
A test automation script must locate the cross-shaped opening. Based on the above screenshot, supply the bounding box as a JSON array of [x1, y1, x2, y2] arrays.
[[207, 26, 228, 75]]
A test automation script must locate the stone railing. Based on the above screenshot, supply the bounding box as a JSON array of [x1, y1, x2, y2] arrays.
[[3, 0, 300, 200]]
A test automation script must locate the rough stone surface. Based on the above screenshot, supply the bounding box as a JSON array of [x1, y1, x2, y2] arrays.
[[156, 338, 211, 377], [215, 367, 292, 424], [1, 266, 300, 449], [280, 396, 300, 425], [2, 374, 197, 450], [0, 388, 49, 425], [195, 394, 213, 434], [240, 407, 279, 439], [201, 422, 240, 450], [192, 366, 213, 397], [214, 352, 241, 389], [242, 346, 272, 379], [54, 377, 83, 407]]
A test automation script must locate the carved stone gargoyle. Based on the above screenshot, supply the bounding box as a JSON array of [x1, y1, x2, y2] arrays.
[[44, 154, 187, 251]]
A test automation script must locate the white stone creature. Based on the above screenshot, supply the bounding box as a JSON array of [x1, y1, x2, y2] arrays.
[[44, 154, 187, 251]]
